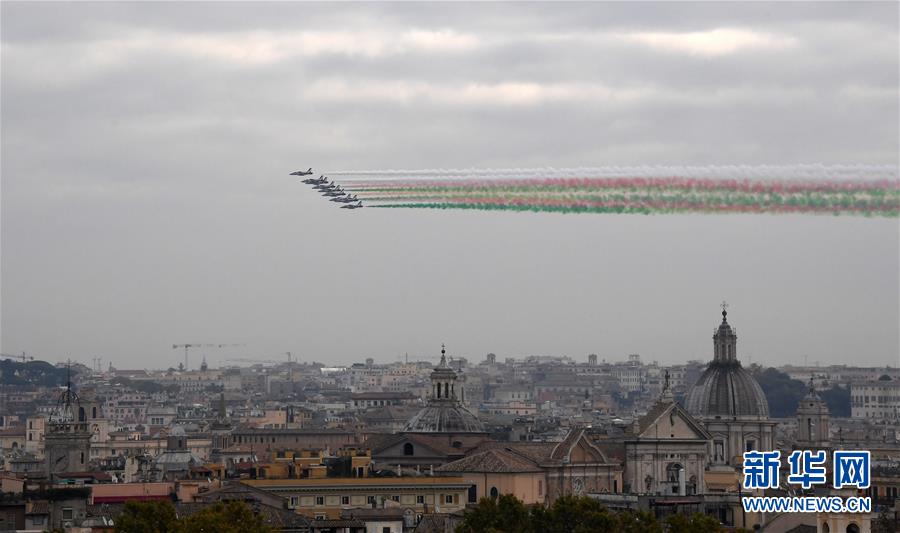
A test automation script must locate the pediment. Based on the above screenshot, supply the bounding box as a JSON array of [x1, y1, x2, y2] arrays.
[[638, 402, 711, 440]]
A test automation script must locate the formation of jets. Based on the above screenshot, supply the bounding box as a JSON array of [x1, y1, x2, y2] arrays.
[[290, 168, 363, 210]]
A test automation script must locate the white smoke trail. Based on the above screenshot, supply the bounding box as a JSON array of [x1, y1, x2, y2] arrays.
[[329, 164, 899, 182]]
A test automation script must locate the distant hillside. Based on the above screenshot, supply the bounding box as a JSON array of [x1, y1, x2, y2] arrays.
[[0, 359, 74, 387]]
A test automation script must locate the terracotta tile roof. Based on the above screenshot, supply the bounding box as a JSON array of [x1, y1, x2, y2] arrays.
[[26, 501, 49, 515], [471, 441, 556, 463], [435, 448, 542, 473]]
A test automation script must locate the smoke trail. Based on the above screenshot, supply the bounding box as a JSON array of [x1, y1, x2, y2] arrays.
[[307, 164, 898, 216], [330, 164, 899, 182]]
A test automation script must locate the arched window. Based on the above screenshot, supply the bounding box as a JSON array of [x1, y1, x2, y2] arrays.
[[822, 523, 830, 533], [403, 443, 414, 456], [489, 487, 498, 499], [92, 407, 97, 419], [846, 524, 859, 533], [78, 407, 86, 422]]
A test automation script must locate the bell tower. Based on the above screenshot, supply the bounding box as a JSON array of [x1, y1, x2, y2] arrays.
[[44, 365, 92, 479], [796, 378, 831, 448]]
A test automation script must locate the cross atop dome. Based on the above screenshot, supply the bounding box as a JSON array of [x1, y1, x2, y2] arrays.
[[721, 300, 729, 322]]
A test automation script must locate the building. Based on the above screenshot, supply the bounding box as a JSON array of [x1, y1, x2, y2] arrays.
[[436, 427, 621, 505], [796, 378, 831, 448], [239, 477, 472, 520], [44, 380, 92, 480], [851, 377, 900, 420], [684, 308, 776, 471], [623, 377, 710, 496], [403, 346, 485, 435]]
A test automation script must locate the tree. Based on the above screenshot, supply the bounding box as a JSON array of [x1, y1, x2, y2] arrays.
[[614, 510, 663, 533], [532, 495, 617, 533], [456, 494, 533, 533], [665, 512, 725, 533], [114, 500, 179, 533], [751, 367, 807, 417], [180, 501, 275, 533], [819, 385, 851, 417], [113, 500, 274, 533], [872, 506, 896, 533], [456, 494, 662, 533]]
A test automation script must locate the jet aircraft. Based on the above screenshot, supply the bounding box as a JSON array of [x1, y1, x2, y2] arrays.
[[341, 201, 364, 209], [290, 168, 313, 176], [331, 194, 359, 203]]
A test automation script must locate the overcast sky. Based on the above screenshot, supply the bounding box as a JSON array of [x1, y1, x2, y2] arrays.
[[2, 2, 898, 370]]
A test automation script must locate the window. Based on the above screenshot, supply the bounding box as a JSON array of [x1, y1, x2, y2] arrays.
[[490, 487, 499, 499], [62, 508, 74, 520], [341, 496, 350, 505], [382, 528, 391, 533], [538, 480, 543, 496], [403, 443, 414, 456], [368, 496, 376, 504], [416, 495, 425, 504], [746, 439, 756, 452], [315, 496, 324, 506], [290, 496, 299, 508], [445, 494, 453, 504], [391, 495, 400, 502]]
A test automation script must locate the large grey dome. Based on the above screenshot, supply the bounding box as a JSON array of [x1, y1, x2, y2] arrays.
[[684, 307, 769, 419], [684, 361, 769, 418], [403, 403, 485, 433], [403, 344, 485, 434]]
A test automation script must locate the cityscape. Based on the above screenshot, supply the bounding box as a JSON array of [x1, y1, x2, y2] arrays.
[[2, 1, 898, 533], [0, 307, 898, 531]]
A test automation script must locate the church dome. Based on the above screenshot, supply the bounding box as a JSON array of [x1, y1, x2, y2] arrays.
[[403, 345, 485, 433], [684, 308, 770, 419], [684, 362, 769, 418], [403, 403, 485, 433]]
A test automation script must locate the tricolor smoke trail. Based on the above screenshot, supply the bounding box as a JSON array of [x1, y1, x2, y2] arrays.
[[329, 165, 899, 216]]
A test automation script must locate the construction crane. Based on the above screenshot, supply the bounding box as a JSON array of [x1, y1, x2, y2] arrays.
[[172, 343, 245, 370]]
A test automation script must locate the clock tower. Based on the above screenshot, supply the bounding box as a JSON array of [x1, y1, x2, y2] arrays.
[[44, 368, 92, 479]]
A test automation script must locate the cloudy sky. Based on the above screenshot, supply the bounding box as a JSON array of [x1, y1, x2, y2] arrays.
[[2, 2, 897, 369]]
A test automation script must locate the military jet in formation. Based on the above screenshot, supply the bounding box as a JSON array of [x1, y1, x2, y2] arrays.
[[331, 194, 359, 203], [294, 168, 363, 209], [302, 175, 328, 185]]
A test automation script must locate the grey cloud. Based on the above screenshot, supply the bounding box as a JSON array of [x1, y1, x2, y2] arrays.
[[2, 2, 897, 367]]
